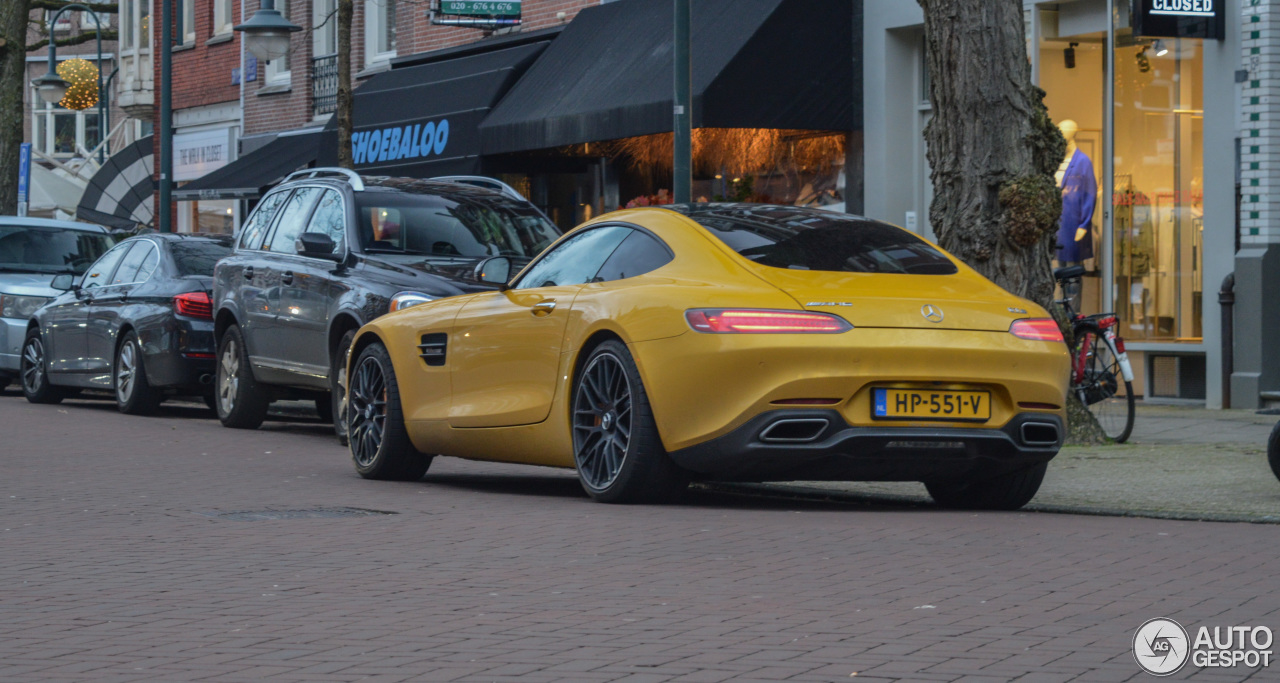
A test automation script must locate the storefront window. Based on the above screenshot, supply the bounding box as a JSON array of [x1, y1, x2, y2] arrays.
[[1113, 37, 1203, 342], [1036, 7, 1203, 344]]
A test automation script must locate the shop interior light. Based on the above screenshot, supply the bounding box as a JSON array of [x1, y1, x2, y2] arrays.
[[1154, 39, 1168, 57], [1064, 42, 1078, 70]]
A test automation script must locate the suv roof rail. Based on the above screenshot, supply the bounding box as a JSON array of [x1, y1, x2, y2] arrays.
[[283, 167, 366, 191], [431, 175, 525, 201]]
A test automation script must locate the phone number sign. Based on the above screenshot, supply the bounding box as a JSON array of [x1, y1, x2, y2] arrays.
[[440, 1, 520, 16]]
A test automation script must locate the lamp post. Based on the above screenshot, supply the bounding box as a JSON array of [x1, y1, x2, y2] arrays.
[[31, 4, 109, 163], [672, 0, 691, 204], [234, 0, 302, 63]]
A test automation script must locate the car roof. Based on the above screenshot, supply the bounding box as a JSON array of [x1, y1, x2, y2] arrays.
[[138, 232, 234, 243], [0, 216, 110, 232]]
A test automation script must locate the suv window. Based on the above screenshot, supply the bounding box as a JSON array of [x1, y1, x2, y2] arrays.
[[355, 192, 558, 260], [265, 187, 321, 254], [82, 242, 131, 289], [172, 239, 234, 276], [304, 189, 346, 255], [670, 205, 958, 275], [239, 190, 290, 251], [0, 225, 114, 275], [109, 241, 159, 285], [514, 226, 630, 290], [592, 230, 672, 283]]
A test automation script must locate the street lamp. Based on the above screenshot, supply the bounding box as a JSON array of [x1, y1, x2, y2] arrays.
[[234, 0, 302, 62], [30, 4, 109, 162]]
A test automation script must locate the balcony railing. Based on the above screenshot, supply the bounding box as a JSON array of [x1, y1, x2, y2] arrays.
[[312, 54, 338, 117]]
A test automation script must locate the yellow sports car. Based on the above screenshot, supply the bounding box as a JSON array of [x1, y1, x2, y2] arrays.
[[345, 204, 1070, 509]]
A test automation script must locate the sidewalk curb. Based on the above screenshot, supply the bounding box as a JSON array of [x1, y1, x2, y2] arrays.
[[702, 482, 1280, 525]]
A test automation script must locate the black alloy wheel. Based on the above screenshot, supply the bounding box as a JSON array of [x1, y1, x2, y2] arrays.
[[20, 329, 64, 404], [115, 331, 162, 415], [348, 342, 431, 481], [571, 340, 687, 503]]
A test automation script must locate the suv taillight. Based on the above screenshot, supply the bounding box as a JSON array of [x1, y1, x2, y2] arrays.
[[174, 292, 213, 319]]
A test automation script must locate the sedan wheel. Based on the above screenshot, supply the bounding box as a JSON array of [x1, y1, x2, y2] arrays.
[[20, 330, 65, 405], [571, 340, 687, 503], [348, 342, 431, 481], [115, 332, 161, 415]]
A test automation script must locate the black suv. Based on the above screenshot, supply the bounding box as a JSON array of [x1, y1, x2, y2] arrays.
[[212, 169, 561, 438]]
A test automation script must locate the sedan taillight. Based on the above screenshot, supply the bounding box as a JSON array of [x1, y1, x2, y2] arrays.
[[174, 292, 213, 320], [685, 309, 852, 334], [1009, 318, 1064, 342]]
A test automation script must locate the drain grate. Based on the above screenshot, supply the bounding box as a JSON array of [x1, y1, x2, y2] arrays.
[[194, 507, 396, 521]]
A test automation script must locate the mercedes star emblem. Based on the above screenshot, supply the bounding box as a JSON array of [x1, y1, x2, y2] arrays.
[[921, 304, 944, 323]]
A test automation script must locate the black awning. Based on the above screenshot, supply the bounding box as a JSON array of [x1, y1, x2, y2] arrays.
[[76, 135, 155, 230], [479, 0, 858, 155], [316, 41, 549, 177], [173, 131, 320, 201]]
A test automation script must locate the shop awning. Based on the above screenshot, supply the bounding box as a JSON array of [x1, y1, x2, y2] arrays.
[[76, 135, 154, 229], [172, 131, 320, 201], [316, 40, 551, 177], [478, 0, 858, 155]]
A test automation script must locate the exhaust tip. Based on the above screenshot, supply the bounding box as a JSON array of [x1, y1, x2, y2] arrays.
[[198, 373, 214, 385], [1020, 421, 1060, 446], [759, 418, 829, 444]]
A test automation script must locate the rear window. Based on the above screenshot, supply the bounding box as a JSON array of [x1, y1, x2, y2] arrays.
[[354, 192, 559, 260], [668, 205, 958, 275], [0, 225, 116, 275], [171, 239, 234, 277]]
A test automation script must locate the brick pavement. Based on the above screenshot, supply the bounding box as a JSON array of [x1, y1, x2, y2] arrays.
[[1, 391, 1278, 682]]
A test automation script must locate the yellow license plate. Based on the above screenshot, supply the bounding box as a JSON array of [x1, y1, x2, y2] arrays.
[[872, 388, 991, 421]]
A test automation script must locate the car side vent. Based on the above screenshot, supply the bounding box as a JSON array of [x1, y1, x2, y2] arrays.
[[418, 333, 447, 366]]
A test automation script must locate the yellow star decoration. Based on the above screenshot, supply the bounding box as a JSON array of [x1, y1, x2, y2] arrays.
[[56, 58, 99, 111]]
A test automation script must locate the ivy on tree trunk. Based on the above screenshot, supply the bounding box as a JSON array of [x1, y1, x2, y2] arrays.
[[916, 0, 1107, 444]]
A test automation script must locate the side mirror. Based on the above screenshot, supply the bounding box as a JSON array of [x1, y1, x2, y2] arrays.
[[50, 273, 76, 292], [473, 256, 511, 288], [296, 233, 342, 261]]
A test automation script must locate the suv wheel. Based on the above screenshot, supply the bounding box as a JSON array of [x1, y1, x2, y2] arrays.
[[332, 330, 355, 446], [216, 324, 269, 429], [20, 329, 65, 404]]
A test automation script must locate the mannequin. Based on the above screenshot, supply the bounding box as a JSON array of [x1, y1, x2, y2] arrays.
[[1056, 119, 1096, 262]]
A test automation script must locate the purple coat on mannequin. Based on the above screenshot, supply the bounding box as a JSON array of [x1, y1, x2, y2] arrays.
[[1057, 149, 1096, 262]]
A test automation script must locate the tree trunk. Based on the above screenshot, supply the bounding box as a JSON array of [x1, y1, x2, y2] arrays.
[[0, 0, 33, 215], [916, 0, 1107, 444], [336, 0, 353, 169]]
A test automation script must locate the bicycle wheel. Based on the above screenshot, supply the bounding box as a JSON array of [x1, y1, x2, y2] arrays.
[[1076, 332, 1135, 443]]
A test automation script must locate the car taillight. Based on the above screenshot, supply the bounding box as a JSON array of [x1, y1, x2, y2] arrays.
[[174, 292, 213, 320], [685, 309, 852, 334], [1009, 318, 1064, 342]]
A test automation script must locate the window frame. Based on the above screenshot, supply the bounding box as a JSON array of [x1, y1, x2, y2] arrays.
[[299, 188, 349, 259], [261, 186, 323, 254], [212, 0, 233, 35], [313, 0, 338, 57], [363, 0, 397, 67], [106, 240, 161, 287], [510, 225, 633, 291], [80, 242, 134, 290], [264, 0, 293, 84], [238, 189, 293, 252], [180, 0, 195, 44], [589, 225, 675, 284], [31, 88, 104, 159]]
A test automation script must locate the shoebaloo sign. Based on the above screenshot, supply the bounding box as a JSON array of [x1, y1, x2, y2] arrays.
[[1134, 0, 1225, 39]]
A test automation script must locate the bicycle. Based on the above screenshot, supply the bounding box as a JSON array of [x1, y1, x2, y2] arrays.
[[1053, 264, 1136, 443]]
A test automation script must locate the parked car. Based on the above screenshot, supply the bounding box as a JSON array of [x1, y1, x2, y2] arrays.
[[1, 217, 116, 392], [20, 233, 234, 413], [343, 204, 1071, 509], [212, 169, 562, 440]]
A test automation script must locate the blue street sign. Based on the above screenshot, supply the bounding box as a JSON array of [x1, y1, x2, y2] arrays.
[[17, 142, 31, 216]]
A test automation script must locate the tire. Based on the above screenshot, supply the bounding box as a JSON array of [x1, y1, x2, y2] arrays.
[[114, 331, 162, 415], [571, 340, 688, 504], [331, 330, 355, 446], [1077, 333, 1135, 443], [925, 462, 1048, 511], [215, 325, 269, 429], [348, 342, 431, 481], [1268, 422, 1280, 483], [20, 328, 66, 405]]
